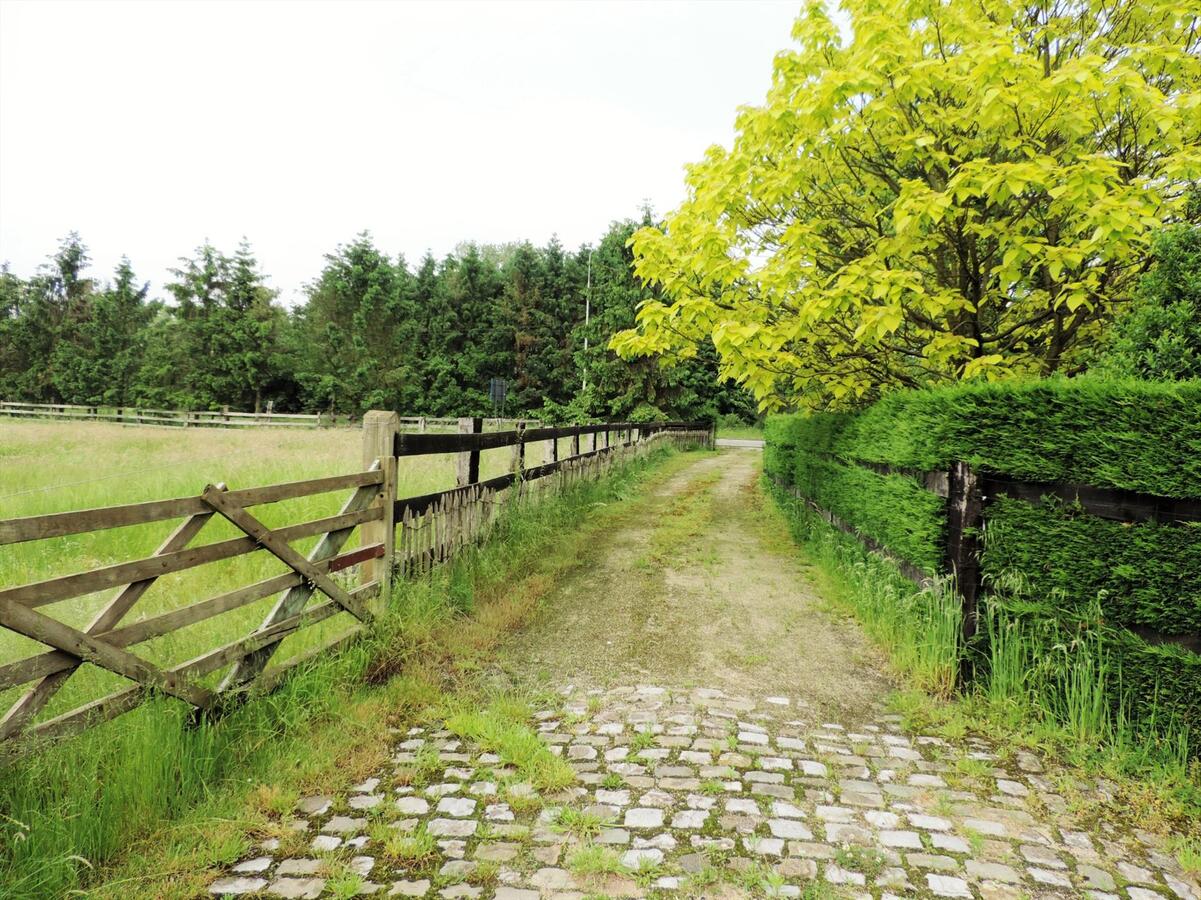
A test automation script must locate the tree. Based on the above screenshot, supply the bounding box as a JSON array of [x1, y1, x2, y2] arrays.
[[1096, 222, 1201, 380], [51, 259, 153, 404], [613, 0, 1201, 410], [164, 239, 288, 410]]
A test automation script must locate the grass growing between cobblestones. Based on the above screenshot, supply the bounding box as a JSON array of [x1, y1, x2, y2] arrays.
[[766, 479, 1201, 844], [0, 445, 697, 899]]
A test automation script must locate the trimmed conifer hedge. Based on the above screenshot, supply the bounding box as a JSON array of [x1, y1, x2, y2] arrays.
[[765, 377, 1201, 741]]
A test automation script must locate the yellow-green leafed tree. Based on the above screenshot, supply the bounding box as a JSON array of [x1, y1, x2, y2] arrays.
[[612, 0, 1201, 410]]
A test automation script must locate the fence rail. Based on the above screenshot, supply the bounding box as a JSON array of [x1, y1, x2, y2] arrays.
[[0, 414, 711, 749], [0, 400, 542, 432]]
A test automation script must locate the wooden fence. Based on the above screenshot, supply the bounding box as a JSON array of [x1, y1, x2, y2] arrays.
[[772, 457, 1201, 680], [0, 400, 541, 432], [0, 414, 711, 748]]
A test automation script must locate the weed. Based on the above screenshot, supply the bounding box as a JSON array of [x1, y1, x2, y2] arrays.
[[552, 807, 613, 840], [630, 730, 656, 753], [567, 844, 626, 877], [375, 824, 438, 871]]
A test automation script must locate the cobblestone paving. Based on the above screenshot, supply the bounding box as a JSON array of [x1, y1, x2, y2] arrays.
[[210, 684, 1199, 899]]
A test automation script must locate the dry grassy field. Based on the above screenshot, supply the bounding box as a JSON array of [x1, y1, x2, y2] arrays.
[[0, 419, 546, 728]]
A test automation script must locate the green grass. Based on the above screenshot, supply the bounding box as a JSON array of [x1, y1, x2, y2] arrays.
[[444, 700, 575, 793], [0, 419, 565, 734], [715, 425, 764, 441], [0, 435, 689, 898], [766, 478, 1201, 840]]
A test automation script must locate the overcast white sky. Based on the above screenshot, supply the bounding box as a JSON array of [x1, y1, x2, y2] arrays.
[[0, 0, 799, 305]]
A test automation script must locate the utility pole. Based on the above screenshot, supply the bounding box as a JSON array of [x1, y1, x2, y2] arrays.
[[583, 249, 592, 393]]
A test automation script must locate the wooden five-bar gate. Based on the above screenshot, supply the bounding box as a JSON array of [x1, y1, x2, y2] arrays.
[[0, 414, 712, 749]]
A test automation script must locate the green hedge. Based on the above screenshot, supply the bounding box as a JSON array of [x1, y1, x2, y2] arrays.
[[766, 376, 1201, 741]]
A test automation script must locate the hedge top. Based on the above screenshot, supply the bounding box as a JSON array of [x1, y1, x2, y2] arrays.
[[766, 378, 1201, 498]]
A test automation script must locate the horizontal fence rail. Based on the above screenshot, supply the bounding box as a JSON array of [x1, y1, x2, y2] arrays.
[[772, 452, 1201, 672], [1, 400, 543, 433], [0, 413, 711, 749]]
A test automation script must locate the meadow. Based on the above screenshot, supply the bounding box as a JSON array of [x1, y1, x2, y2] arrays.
[[0, 418, 556, 733]]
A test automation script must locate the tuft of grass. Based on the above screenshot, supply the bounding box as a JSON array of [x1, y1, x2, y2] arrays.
[[375, 823, 438, 871], [445, 701, 575, 793], [567, 843, 626, 877], [552, 807, 613, 840], [629, 729, 656, 753]]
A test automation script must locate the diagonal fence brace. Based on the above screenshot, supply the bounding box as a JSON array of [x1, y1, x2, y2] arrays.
[[218, 462, 383, 691], [0, 501, 219, 740], [200, 485, 374, 624], [0, 600, 215, 711]]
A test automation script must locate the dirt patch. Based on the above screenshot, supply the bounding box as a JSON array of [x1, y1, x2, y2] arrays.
[[492, 449, 895, 720]]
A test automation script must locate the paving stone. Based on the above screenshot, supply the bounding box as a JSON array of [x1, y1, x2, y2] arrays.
[[322, 815, 366, 834], [493, 890, 539, 900], [824, 864, 866, 885], [394, 796, 430, 815], [437, 796, 476, 817], [747, 836, 785, 856], [768, 818, 813, 840], [209, 876, 268, 895], [1118, 861, 1157, 884], [622, 847, 664, 868], [996, 778, 1029, 797], [624, 807, 664, 828], [530, 867, 574, 890], [907, 853, 959, 871], [931, 833, 971, 854], [966, 860, 1022, 882], [1078, 864, 1117, 891], [1029, 867, 1072, 887], [926, 874, 972, 897], [880, 830, 923, 849], [267, 878, 324, 899], [295, 795, 332, 816], [232, 856, 272, 874], [386, 884, 429, 898], [671, 809, 708, 829], [427, 817, 477, 837], [438, 886, 481, 899], [277, 860, 321, 876], [1020, 843, 1065, 868]]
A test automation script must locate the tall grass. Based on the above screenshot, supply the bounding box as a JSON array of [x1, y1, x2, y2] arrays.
[[768, 484, 961, 696], [766, 479, 1200, 835], [0, 420, 559, 730], [0, 440, 681, 898]]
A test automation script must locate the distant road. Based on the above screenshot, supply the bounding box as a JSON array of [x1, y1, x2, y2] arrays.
[[716, 438, 764, 449]]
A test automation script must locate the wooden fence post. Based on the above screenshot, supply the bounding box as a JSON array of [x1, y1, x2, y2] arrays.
[[512, 422, 526, 477], [544, 430, 558, 465], [944, 460, 984, 685], [361, 410, 399, 605], [570, 430, 580, 458], [455, 417, 482, 486]]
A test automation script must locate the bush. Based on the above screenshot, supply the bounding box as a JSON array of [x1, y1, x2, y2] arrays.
[[766, 377, 1201, 745]]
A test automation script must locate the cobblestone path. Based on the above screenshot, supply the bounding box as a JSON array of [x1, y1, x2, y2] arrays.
[[209, 452, 1200, 900]]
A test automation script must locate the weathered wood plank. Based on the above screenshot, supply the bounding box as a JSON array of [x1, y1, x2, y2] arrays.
[[0, 469, 385, 545], [0, 507, 382, 609], [0, 601, 214, 710], [220, 464, 381, 689], [201, 486, 373, 623], [9, 585, 374, 746], [0, 505, 216, 739]]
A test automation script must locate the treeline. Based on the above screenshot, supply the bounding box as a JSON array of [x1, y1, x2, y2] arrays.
[[0, 218, 755, 422]]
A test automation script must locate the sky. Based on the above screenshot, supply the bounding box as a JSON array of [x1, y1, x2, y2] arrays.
[[0, 0, 800, 305]]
